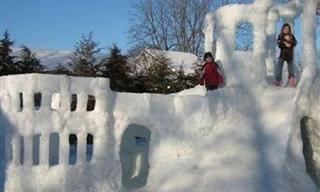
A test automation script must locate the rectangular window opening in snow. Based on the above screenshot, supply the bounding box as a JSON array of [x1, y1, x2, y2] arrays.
[[86, 95, 96, 112], [71, 94, 77, 112], [18, 93, 23, 112], [49, 133, 59, 166], [69, 134, 77, 165], [20, 136, 24, 165], [32, 134, 40, 166], [34, 93, 42, 110], [86, 134, 94, 161], [51, 93, 61, 111]]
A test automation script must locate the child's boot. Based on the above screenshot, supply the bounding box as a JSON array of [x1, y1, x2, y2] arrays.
[[273, 81, 281, 86], [289, 77, 296, 88]]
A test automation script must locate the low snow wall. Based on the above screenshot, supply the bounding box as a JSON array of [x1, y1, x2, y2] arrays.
[[0, 74, 115, 191], [0, 73, 318, 192], [0, 73, 255, 192]]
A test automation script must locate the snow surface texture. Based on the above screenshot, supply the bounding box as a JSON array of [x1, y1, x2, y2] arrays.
[[0, 0, 319, 192]]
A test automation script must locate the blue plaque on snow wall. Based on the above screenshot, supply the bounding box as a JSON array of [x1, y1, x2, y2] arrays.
[[135, 136, 147, 146]]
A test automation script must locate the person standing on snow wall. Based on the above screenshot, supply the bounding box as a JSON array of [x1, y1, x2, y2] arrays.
[[274, 23, 297, 87], [199, 52, 224, 91]]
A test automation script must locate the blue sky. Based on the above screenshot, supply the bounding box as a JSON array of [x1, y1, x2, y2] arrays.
[[2, 1, 319, 54], [2, 0, 132, 52]]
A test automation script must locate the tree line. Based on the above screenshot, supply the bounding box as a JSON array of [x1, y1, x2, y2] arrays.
[[0, 31, 44, 75], [0, 31, 200, 94], [0, 0, 254, 94]]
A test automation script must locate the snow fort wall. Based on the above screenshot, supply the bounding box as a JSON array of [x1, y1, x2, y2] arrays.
[[0, 73, 253, 191], [204, 0, 319, 88], [204, 0, 276, 87], [285, 74, 320, 191], [0, 74, 117, 191], [0, 73, 319, 191]]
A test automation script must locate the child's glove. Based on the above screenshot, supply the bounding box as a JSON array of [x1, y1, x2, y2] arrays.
[[218, 74, 224, 85], [199, 78, 204, 86]]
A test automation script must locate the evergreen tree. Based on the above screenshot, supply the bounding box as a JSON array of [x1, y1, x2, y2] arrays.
[[50, 63, 70, 75], [69, 32, 101, 76], [170, 65, 199, 93], [184, 72, 199, 89], [0, 31, 17, 75], [173, 65, 187, 91], [143, 53, 175, 94], [131, 50, 179, 94], [17, 45, 44, 73], [100, 44, 131, 91]]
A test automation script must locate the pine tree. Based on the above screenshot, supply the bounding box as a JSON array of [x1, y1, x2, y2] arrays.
[[50, 63, 70, 75], [173, 65, 187, 91], [100, 44, 131, 91], [69, 32, 101, 76], [184, 73, 199, 89], [17, 45, 44, 73], [0, 31, 17, 75], [144, 53, 175, 94], [131, 50, 178, 94]]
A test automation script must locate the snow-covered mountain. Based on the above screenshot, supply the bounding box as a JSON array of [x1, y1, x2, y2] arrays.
[[134, 49, 199, 74], [12, 48, 199, 74], [12, 48, 72, 70], [12, 48, 108, 71]]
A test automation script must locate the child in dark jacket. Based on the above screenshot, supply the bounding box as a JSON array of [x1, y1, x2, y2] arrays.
[[274, 23, 297, 87], [199, 52, 224, 91]]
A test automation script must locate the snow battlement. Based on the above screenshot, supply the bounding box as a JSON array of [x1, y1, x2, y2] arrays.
[[0, 73, 111, 114], [0, 74, 115, 190], [0, 73, 230, 191], [0, 70, 319, 192]]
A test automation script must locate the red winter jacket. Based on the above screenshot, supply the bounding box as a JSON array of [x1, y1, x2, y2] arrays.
[[199, 62, 224, 86]]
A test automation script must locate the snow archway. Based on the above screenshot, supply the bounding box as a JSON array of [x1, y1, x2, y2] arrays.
[[120, 124, 151, 190], [300, 116, 320, 187], [204, 0, 320, 87]]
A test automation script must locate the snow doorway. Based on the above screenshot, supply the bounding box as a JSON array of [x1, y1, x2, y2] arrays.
[[300, 116, 320, 187], [273, 17, 303, 85], [120, 124, 151, 190]]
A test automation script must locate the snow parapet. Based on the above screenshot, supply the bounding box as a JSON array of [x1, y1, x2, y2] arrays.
[[0, 72, 319, 191]]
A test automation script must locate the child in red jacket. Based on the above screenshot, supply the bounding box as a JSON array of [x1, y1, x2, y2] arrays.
[[199, 52, 224, 91]]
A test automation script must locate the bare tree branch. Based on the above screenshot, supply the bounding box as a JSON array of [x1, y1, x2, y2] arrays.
[[128, 0, 254, 56]]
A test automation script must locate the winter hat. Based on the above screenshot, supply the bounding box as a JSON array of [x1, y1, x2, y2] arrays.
[[204, 52, 213, 61]]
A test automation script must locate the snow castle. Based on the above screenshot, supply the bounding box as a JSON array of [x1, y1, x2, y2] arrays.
[[0, 0, 320, 191]]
